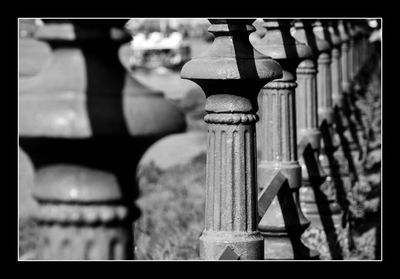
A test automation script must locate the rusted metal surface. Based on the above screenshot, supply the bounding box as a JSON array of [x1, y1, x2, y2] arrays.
[[251, 19, 318, 260], [181, 19, 282, 260], [19, 19, 186, 260]]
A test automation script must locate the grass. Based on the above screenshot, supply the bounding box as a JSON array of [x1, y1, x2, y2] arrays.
[[134, 153, 206, 260]]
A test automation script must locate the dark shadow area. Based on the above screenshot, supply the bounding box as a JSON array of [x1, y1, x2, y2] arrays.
[[71, 21, 132, 137], [19, 20, 153, 221], [303, 20, 319, 59], [277, 180, 318, 260], [302, 143, 344, 260], [19, 136, 160, 218], [228, 20, 263, 111], [81, 41, 129, 136], [228, 21, 260, 80], [321, 21, 333, 46], [330, 106, 360, 185], [321, 119, 357, 251], [332, 106, 358, 205], [276, 19, 300, 73], [321, 118, 353, 213], [348, 87, 367, 144]]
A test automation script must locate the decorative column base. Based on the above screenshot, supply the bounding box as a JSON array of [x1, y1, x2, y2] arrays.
[[200, 231, 264, 260], [258, 165, 319, 260]]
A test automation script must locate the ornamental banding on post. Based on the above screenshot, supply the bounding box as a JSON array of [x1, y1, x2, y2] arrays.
[[351, 21, 361, 77], [181, 19, 282, 260], [348, 20, 372, 165], [354, 21, 365, 71], [309, 20, 334, 130], [322, 20, 343, 113], [338, 20, 351, 94], [362, 21, 373, 63], [337, 20, 363, 154], [19, 20, 186, 260], [292, 20, 337, 171], [327, 19, 356, 152], [329, 20, 363, 168], [32, 166, 132, 260], [317, 20, 355, 173], [354, 20, 370, 76], [291, 20, 325, 186], [250, 19, 318, 260], [291, 19, 345, 242], [346, 20, 357, 81], [340, 20, 368, 166], [362, 21, 370, 66], [318, 20, 356, 176]]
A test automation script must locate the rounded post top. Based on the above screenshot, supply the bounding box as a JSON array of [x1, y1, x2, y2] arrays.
[[337, 20, 350, 42], [354, 20, 370, 37], [33, 165, 123, 203], [262, 19, 292, 29], [35, 19, 131, 43], [312, 19, 323, 27], [250, 19, 312, 62], [292, 19, 330, 55], [345, 20, 357, 38], [321, 20, 342, 47], [208, 19, 255, 25], [19, 20, 186, 139], [181, 19, 282, 95], [208, 18, 256, 26], [312, 20, 333, 50], [207, 19, 256, 35]]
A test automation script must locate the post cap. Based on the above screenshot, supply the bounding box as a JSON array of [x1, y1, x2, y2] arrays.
[[33, 165, 123, 203]]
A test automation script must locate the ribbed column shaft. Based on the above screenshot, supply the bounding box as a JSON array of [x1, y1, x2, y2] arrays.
[[331, 47, 342, 108], [354, 37, 360, 74], [181, 19, 283, 260], [261, 72, 298, 164], [340, 42, 350, 92], [205, 118, 257, 232], [348, 38, 355, 79], [296, 59, 320, 150], [317, 52, 333, 124]]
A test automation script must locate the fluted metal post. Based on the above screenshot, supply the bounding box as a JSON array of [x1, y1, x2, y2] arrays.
[[181, 19, 282, 260], [291, 19, 347, 248], [251, 19, 318, 260]]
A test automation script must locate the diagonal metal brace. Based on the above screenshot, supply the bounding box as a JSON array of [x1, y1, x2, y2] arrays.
[[298, 135, 327, 179], [218, 246, 240, 260], [297, 135, 310, 157], [257, 170, 287, 221]]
